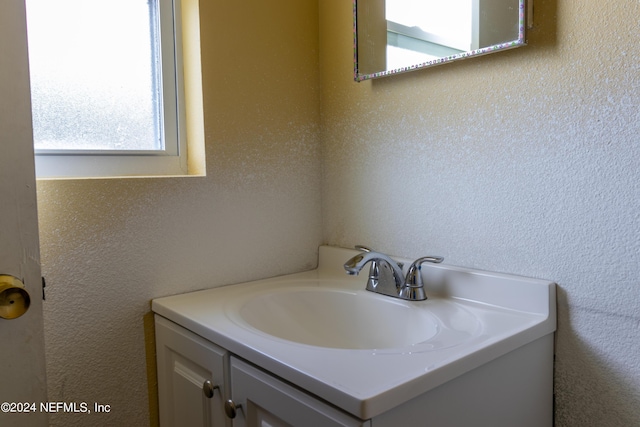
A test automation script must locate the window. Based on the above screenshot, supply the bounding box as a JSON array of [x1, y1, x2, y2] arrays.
[[25, 0, 202, 178]]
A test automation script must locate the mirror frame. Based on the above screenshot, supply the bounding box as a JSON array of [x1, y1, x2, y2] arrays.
[[354, 0, 532, 82]]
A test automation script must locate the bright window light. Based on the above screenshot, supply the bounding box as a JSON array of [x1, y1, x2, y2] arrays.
[[25, 0, 188, 178]]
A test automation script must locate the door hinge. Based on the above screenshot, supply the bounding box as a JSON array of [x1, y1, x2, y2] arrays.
[[42, 276, 46, 301]]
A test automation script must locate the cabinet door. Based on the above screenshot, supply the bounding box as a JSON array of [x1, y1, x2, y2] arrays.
[[229, 357, 370, 427], [155, 315, 229, 427]]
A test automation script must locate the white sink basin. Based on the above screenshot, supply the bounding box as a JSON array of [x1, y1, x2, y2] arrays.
[[237, 287, 480, 350]]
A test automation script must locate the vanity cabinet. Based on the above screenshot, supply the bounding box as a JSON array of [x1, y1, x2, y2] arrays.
[[155, 315, 553, 427], [153, 246, 555, 427], [155, 315, 368, 427]]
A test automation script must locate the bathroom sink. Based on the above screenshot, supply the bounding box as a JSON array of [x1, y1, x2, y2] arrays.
[[235, 287, 480, 350], [152, 245, 556, 419]]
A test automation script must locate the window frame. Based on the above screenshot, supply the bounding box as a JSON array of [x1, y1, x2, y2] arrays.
[[31, 0, 190, 179]]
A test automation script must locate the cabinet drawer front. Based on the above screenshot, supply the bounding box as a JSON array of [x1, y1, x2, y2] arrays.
[[155, 315, 229, 427], [230, 357, 370, 427]]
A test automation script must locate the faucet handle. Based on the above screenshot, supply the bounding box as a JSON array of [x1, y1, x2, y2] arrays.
[[405, 256, 444, 287]]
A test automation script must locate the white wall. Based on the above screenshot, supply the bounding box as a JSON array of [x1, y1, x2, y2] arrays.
[[320, 0, 640, 425], [35, 1, 322, 426]]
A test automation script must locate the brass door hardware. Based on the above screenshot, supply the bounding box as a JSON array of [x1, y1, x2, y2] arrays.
[[0, 275, 31, 319]]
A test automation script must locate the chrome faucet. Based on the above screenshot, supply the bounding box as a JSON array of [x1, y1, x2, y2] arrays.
[[344, 247, 443, 301]]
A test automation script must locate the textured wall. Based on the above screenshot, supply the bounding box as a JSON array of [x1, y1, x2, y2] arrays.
[[33, 0, 640, 425], [319, 0, 639, 426], [35, 1, 321, 426]]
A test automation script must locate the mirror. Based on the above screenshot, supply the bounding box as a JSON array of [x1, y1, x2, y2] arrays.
[[354, 0, 531, 81]]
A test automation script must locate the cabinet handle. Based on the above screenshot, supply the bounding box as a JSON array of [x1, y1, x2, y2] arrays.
[[202, 380, 219, 399], [224, 399, 242, 419]]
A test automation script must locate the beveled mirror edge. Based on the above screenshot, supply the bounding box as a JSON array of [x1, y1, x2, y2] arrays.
[[354, 0, 532, 82]]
